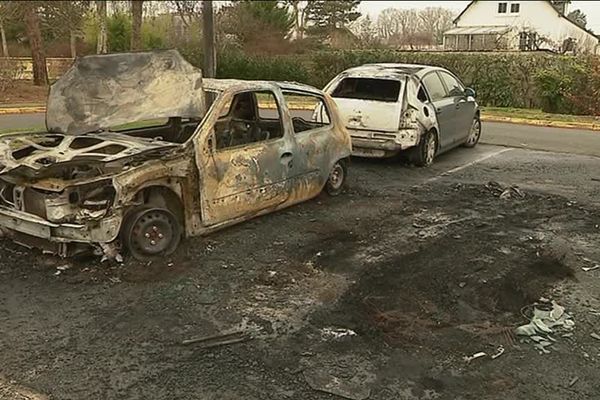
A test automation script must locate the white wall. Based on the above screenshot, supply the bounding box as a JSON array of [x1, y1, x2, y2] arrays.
[[456, 0, 599, 53]]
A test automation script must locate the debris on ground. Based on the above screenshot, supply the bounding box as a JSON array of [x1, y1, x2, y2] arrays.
[[56, 264, 70, 271], [304, 370, 371, 400], [491, 345, 505, 359], [463, 352, 487, 363], [99, 242, 123, 263], [582, 265, 600, 272], [590, 333, 600, 341], [485, 181, 526, 200], [181, 329, 251, 348], [569, 377, 580, 387], [320, 327, 357, 341], [515, 299, 575, 353]]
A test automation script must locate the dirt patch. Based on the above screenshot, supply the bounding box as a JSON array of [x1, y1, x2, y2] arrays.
[[0, 160, 599, 400], [0, 81, 48, 105]]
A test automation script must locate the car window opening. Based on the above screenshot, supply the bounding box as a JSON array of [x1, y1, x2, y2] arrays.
[[331, 78, 401, 102], [214, 91, 284, 150], [111, 117, 201, 144], [282, 91, 331, 134]]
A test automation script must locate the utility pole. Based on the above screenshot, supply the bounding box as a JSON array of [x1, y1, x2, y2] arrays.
[[202, 0, 216, 79]]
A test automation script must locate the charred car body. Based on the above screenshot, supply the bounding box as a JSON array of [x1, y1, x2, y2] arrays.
[[323, 63, 481, 165], [0, 50, 351, 259]]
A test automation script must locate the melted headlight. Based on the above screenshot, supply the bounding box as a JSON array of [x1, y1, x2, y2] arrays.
[[45, 181, 116, 223]]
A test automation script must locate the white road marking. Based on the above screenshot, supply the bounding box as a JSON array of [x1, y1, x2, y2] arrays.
[[426, 148, 513, 183]]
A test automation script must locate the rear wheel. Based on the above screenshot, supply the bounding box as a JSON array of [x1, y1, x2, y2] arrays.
[[121, 207, 182, 261], [410, 130, 437, 167], [463, 117, 481, 148], [325, 159, 347, 196]]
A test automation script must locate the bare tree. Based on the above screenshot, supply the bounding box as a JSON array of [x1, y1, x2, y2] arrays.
[[376, 6, 455, 48], [168, 0, 203, 29], [419, 7, 455, 45], [350, 15, 380, 48], [131, 0, 144, 50], [41, 1, 90, 58], [284, 0, 309, 40], [96, 1, 108, 53]]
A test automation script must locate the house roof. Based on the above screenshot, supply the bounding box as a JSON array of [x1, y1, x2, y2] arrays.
[[453, 0, 599, 41]]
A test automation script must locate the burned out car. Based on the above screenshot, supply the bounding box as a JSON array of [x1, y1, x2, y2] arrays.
[[0, 50, 351, 260], [323, 63, 481, 166]]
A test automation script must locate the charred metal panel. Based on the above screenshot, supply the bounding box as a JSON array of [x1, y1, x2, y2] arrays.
[[46, 50, 205, 135]]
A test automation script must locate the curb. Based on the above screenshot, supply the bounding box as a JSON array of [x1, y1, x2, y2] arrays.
[[481, 115, 600, 132], [0, 106, 46, 115], [1, 106, 598, 132]]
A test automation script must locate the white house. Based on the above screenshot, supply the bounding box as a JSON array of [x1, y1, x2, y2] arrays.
[[443, 0, 600, 54]]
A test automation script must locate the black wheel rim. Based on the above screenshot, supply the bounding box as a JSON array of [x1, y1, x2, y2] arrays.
[[127, 209, 179, 257], [328, 162, 344, 190]]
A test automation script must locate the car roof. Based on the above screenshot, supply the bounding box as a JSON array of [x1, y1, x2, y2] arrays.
[[203, 78, 324, 96], [340, 63, 446, 80]]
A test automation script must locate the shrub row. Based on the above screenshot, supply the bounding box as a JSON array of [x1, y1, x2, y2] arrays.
[[181, 48, 600, 115]]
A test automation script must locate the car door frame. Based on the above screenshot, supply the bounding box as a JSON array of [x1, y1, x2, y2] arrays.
[[279, 89, 336, 201], [420, 71, 455, 151], [437, 70, 475, 146], [194, 85, 297, 226]]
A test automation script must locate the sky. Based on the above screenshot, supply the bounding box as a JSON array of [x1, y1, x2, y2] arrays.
[[358, 1, 600, 33]]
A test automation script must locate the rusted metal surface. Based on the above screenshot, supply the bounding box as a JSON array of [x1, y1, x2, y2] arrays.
[[46, 50, 205, 135], [0, 51, 351, 259]]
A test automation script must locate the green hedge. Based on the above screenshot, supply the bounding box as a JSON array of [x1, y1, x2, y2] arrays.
[[180, 48, 598, 115]]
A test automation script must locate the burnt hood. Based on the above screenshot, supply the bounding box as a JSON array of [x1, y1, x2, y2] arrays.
[[46, 50, 205, 135]]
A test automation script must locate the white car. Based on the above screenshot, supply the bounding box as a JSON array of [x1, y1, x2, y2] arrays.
[[323, 63, 481, 166]]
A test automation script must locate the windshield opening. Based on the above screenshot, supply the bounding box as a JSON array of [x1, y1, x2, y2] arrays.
[[331, 77, 401, 102], [109, 117, 201, 144]]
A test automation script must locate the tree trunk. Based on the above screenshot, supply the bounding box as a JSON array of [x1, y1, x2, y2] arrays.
[[202, 0, 216, 79], [96, 0, 108, 54], [131, 0, 144, 50], [70, 30, 77, 58], [0, 17, 8, 57], [23, 5, 47, 86]]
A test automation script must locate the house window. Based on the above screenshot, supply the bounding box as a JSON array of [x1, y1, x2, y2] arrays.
[[511, 3, 520, 13], [498, 2, 508, 13]]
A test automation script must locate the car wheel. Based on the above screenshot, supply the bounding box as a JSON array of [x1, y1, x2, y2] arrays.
[[325, 159, 347, 196], [411, 130, 437, 167], [463, 117, 481, 148], [121, 207, 182, 261]]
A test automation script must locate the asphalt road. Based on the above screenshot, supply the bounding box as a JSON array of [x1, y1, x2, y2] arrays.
[[1, 112, 599, 158]]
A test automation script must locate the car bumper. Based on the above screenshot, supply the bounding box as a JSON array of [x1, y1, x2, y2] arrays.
[[0, 206, 121, 244], [349, 129, 420, 158]]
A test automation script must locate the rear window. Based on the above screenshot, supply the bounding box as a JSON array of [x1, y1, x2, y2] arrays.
[[331, 78, 401, 102]]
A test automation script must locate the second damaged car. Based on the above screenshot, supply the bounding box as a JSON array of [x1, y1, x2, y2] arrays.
[[0, 50, 351, 260], [323, 63, 481, 166]]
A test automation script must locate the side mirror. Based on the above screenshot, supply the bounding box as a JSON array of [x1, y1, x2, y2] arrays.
[[464, 87, 476, 98]]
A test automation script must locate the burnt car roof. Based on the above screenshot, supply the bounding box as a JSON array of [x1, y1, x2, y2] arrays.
[[203, 78, 324, 96], [339, 63, 445, 80]]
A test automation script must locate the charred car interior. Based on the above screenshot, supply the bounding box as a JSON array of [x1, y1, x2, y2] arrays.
[[0, 50, 352, 260]]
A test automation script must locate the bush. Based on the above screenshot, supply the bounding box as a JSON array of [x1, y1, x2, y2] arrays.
[[107, 12, 132, 52], [179, 48, 310, 84], [192, 50, 598, 115]]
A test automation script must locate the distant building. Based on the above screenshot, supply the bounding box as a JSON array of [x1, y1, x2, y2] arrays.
[[443, 1, 600, 54]]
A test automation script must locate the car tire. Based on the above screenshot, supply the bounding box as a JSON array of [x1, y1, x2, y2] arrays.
[[121, 206, 182, 261], [411, 130, 437, 167], [463, 116, 481, 148], [325, 159, 347, 196]]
